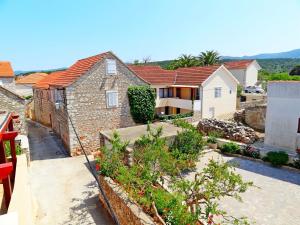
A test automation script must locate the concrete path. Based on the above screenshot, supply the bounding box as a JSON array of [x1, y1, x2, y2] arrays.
[[27, 121, 114, 225], [186, 151, 300, 225]]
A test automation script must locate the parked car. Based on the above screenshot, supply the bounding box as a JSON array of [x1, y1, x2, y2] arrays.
[[244, 86, 264, 94]]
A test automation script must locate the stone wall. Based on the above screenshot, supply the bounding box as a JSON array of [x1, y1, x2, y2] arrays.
[[33, 89, 52, 127], [98, 176, 156, 225], [65, 56, 146, 155], [0, 86, 26, 134], [244, 104, 266, 132]]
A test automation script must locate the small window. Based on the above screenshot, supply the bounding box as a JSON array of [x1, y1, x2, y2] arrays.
[[298, 118, 300, 133], [106, 59, 117, 75], [214, 87, 222, 98], [229, 89, 232, 94], [106, 91, 118, 108]]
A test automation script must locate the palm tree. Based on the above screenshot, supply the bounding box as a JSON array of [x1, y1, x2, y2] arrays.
[[168, 54, 200, 69], [198, 50, 220, 66]]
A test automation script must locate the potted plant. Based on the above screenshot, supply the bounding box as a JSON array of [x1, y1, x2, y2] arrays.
[[207, 135, 218, 149]]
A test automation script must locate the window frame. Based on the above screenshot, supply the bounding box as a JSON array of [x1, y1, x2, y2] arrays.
[[106, 59, 117, 75], [214, 87, 222, 98], [106, 90, 118, 108]]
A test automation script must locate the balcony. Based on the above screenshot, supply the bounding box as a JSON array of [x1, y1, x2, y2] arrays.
[[156, 98, 201, 111]]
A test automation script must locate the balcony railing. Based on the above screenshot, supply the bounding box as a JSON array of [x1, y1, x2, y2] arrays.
[[156, 98, 201, 111], [0, 113, 19, 210]]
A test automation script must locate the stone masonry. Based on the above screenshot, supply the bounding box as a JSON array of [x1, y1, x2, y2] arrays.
[[65, 57, 146, 155], [0, 86, 26, 133]]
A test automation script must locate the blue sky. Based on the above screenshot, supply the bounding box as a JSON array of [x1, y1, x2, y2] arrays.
[[1, 0, 300, 70]]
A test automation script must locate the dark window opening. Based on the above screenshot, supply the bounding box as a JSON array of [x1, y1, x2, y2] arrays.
[[298, 118, 300, 133]]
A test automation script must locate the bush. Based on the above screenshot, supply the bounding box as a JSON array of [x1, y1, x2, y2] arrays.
[[158, 112, 193, 121], [128, 86, 156, 123], [207, 131, 220, 144], [264, 151, 289, 167], [221, 142, 240, 154], [172, 129, 204, 157], [242, 146, 260, 159]]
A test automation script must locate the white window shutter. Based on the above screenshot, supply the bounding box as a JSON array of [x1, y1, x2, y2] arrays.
[[106, 59, 117, 75]]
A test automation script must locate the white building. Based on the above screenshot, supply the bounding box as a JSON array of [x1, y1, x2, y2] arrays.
[[130, 65, 239, 120], [0, 61, 15, 89], [15, 73, 48, 96], [224, 60, 261, 87], [264, 81, 300, 155]]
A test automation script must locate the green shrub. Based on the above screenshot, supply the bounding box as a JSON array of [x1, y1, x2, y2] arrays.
[[158, 112, 193, 121], [264, 151, 289, 167], [172, 129, 204, 157], [128, 86, 156, 123], [242, 146, 260, 159], [221, 142, 240, 154], [206, 131, 220, 144]]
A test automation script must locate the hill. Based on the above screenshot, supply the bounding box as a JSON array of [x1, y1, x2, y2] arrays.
[[147, 58, 300, 73], [223, 48, 300, 59]]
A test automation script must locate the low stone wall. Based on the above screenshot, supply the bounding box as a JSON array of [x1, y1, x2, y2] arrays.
[[98, 176, 156, 225]]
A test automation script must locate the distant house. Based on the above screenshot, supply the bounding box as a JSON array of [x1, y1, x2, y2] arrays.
[[130, 64, 239, 120], [224, 60, 261, 87], [33, 52, 146, 155], [0, 86, 26, 133], [264, 81, 300, 155], [0, 61, 15, 89], [15, 73, 48, 96]]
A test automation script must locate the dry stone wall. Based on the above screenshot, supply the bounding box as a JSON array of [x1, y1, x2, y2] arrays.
[[197, 119, 258, 143]]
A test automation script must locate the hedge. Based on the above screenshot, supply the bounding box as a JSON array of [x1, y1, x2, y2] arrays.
[[127, 86, 156, 123]]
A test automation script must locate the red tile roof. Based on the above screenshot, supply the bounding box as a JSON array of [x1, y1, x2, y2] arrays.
[[129, 66, 176, 85], [16, 73, 48, 84], [130, 65, 221, 86], [50, 52, 110, 87], [175, 65, 221, 85], [223, 60, 254, 69], [33, 71, 66, 89], [0, 62, 14, 77]]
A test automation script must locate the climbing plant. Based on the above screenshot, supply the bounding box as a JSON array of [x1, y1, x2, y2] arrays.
[[127, 86, 156, 123]]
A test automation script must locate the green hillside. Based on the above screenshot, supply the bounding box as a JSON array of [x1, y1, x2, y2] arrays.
[[147, 58, 300, 73]]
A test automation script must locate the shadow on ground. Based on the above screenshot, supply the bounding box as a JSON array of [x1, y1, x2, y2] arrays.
[[27, 120, 69, 161], [61, 181, 114, 225], [227, 157, 300, 186]]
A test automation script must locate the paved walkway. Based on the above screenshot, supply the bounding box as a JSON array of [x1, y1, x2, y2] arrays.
[[27, 121, 114, 225], [186, 151, 300, 225]]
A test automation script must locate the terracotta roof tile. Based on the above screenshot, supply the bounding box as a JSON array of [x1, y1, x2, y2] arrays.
[[129, 66, 176, 85], [223, 60, 254, 69], [50, 52, 109, 87], [33, 71, 66, 89], [129, 65, 220, 86], [0, 61, 14, 77], [16, 73, 48, 84]]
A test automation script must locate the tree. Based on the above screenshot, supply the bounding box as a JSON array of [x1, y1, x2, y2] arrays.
[[289, 65, 300, 76], [168, 54, 200, 69], [142, 56, 151, 64], [198, 50, 220, 66], [133, 59, 140, 65]]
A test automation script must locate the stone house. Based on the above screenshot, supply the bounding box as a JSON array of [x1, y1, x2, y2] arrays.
[[224, 60, 261, 87], [130, 64, 239, 120], [264, 81, 300, 156], [33, 52, 146, 155], [0, 61, 15, 90], [0, 86, 26, 134]]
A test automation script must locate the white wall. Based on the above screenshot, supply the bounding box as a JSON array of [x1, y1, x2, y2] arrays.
[[15, 84, 33, 96], [265, 82, 300, 153], [228, 69, 245, 86], [0, 77, 15, 89], [201, 67, 237, 119], [245, 63, 258, 87]]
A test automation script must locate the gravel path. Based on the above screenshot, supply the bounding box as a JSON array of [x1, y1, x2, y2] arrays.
[[27, 121, 114, 225], [185, 151, 300, 225]]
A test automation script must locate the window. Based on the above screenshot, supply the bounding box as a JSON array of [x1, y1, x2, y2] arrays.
[[298, 118, 300, 133], [106, 91, 118, 108], [229, 89, 232, 94], [214, 87, 222, 98], [159, 88, 172, 98], [106, 59, 117, 75], [195, 88, 200, 100]]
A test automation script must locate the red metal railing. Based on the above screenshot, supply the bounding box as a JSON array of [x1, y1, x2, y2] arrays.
[[0, 113, 19, 209]]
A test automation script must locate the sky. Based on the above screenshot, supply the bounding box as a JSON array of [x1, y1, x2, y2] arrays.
[[0, 0, 300, 71]]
